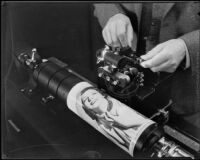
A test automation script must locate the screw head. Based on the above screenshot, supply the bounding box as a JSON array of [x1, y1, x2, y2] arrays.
[[106, 76, 110, 81], [20, 88, 25, 92], [98, 73, 103, 77], [32, 48, 37, 53], [112, 80, 118, 85]]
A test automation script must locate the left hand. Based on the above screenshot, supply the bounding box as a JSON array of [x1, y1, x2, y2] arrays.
[[140, 39, 186, 73]]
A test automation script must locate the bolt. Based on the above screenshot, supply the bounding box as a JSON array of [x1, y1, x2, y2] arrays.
[[34, 64, 38, 69], [31, 48, 37, 61], [26, 60, 31, 66], [124, 71, 129, 75], [42, 59, 48, 63], [106, 76, 110, 81], [112, 80, 118, 85], [140, 79, 144, 82], [114, 51, 119, 55], [48, 94, 55, 100], [144, 36, 148, 40], [42, 97, 47, 103], [105, 45, 109, 50], [20, 88, 25, 92], [98, 73, 103, 77], [32, 48, 37, 53]]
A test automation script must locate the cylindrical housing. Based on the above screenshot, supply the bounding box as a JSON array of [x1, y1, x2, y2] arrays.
[[48, 68, 71, 95], [36, 62, 61, 89], [66, 81, 158, 157], [33, 60, 83, 101], [104, 53, 127, 68], [32, 58, 160, 157], [56, 74, 82, 102], [31, 58, 192, 158]]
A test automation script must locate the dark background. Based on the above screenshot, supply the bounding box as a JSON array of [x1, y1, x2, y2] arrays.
[[2, 2, 133, 159], [2, 2, 198, 159], [2, 2, 105, 80]]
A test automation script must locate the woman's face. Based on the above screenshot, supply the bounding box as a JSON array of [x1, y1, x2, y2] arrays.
[[81, 89, 108, 115]]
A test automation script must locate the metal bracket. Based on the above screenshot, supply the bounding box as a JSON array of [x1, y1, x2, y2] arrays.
[[150, 99, 172, 124]]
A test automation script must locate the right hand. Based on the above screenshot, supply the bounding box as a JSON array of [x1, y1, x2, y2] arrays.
[[102, 13, 136, 50]]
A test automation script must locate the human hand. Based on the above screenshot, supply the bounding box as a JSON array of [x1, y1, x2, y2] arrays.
[[102, 13, 137, 50], [140, 39, 187, 73]]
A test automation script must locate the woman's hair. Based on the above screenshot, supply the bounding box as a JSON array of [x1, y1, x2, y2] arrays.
[[80, 86, 106, 98], [80, 86, 113, 121]]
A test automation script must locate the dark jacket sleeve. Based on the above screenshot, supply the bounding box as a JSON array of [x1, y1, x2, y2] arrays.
[[93, 3, 141, 50], [179, 30, 200, 74], [171, 30, 200, 124], [93, 3, 126, 28]]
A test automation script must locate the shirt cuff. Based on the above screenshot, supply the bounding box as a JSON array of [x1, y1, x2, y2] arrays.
[[178, 38, 190, 69]]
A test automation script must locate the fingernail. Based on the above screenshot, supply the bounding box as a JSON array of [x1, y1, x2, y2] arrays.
[[140, 55, 145, 59], [140, 62, 147, 68]]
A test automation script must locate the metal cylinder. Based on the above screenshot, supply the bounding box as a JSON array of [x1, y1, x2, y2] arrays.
[[104, 53, 125, 68], [33, 59, 82, 101], [48, 68, 71, 96], [34, 61, 61, 89], [56, 74, 82, 102], [30, 58, 193, 159]]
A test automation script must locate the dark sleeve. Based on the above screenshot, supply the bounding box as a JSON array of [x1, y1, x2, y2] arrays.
[[171, 30, 200, 118], [93, 3, 126, 28], [179, 30, 200, 73]]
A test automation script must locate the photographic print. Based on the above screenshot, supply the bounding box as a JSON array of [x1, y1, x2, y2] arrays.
[[2, 1, 199, 159], [67, 81, 155, 156]]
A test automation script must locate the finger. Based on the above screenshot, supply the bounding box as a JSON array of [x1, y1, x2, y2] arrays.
[[102, 28, 109, 45], [140, 44, 164, 61], [131, 31, 137, 51], [141, 50, 168, 68], [103, 26, 112, 45], [150, 60, 170, 72], [104, 28, 112, 45], [109, 24, 120, 47], [117, 24, 128, 47], [126, 25, 134, 49], [106, 30, 113, 45]]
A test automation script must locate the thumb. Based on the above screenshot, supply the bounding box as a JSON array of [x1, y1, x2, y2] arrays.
[[140, 44, 164, 61]]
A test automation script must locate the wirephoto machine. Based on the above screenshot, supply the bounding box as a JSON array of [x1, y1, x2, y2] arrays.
[[2, 2, 200, 159], [7, 46, 199, 159]]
